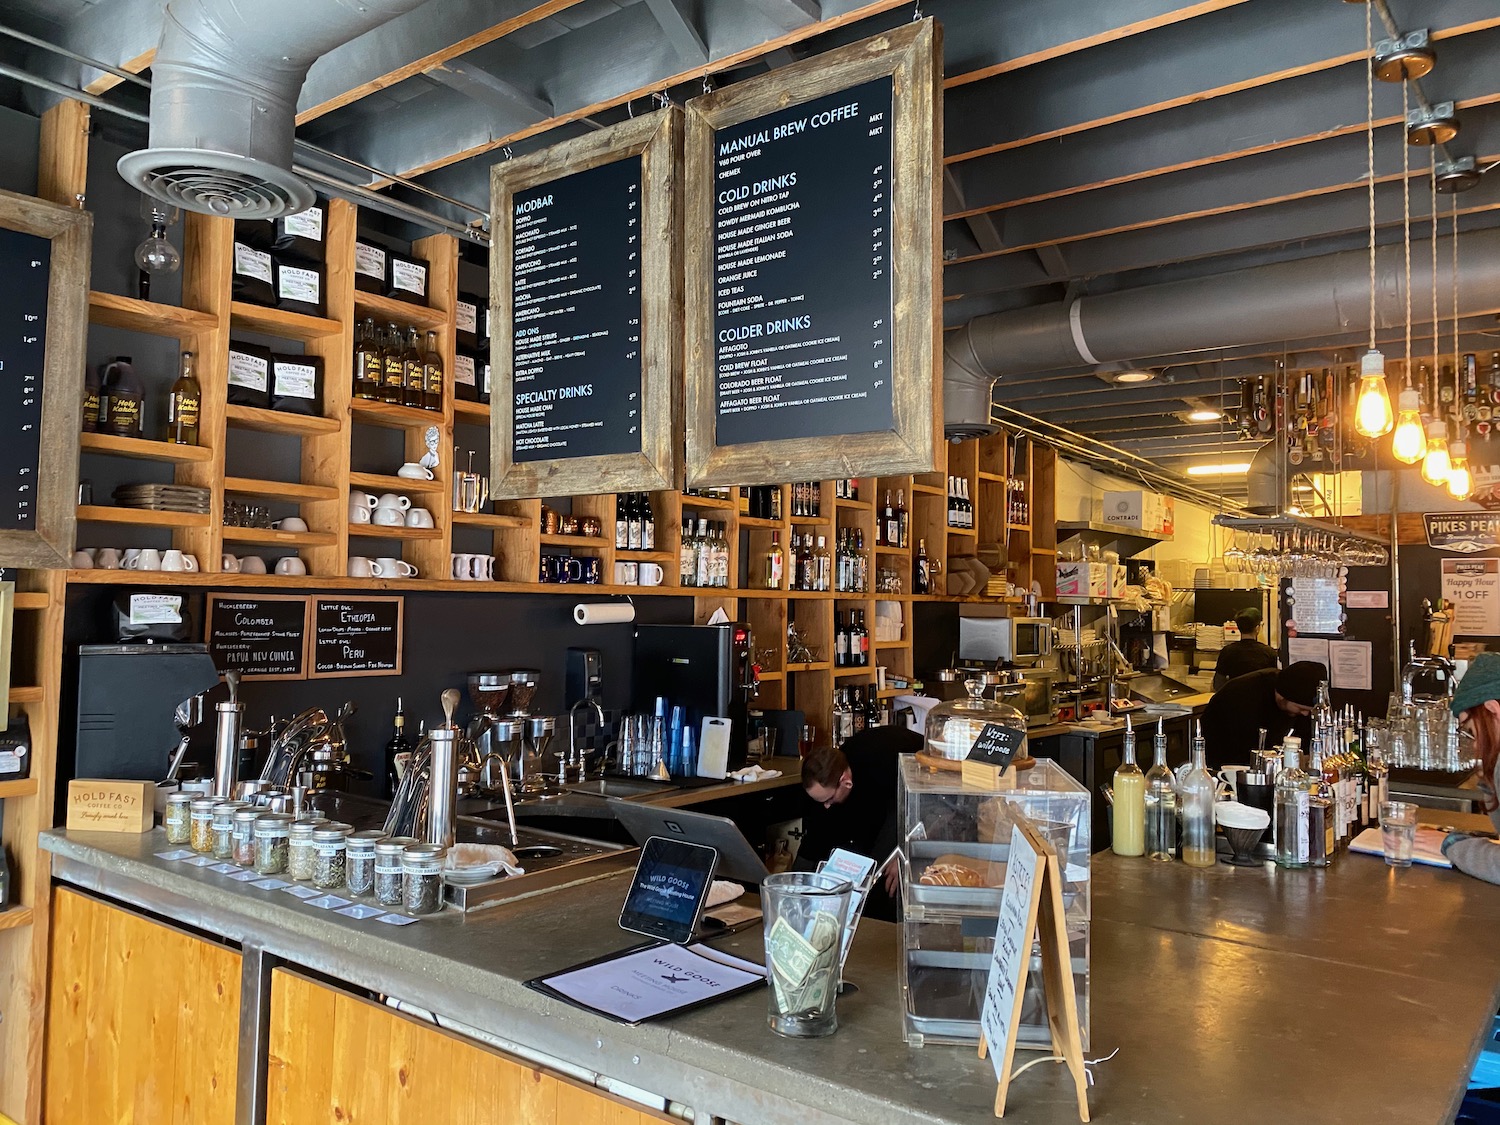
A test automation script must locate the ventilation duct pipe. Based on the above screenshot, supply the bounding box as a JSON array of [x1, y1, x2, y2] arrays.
[[118, 0, 428, 219], [942, 329, 999, 441], [946, 228, 1500, 386], [1245, 439, 1286, 515]]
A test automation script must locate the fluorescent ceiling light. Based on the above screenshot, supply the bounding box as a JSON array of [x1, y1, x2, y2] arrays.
[[1185, 409, 1222, 422], [1185, 462, 1252, 477]]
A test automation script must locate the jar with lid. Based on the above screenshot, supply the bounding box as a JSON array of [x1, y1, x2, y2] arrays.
[[164, 793, 193, 845], [346, 830, 383, 897], [287, 817, 330, 881], [189, 797, 218, 853], [402, 843, 445, 915], [311, 822, 353, 890], [923, 677, 1029, 763], [231, 806, 261, 866], [253, 812, 294, 875], [210, 801, 246, 860], [375, 836, 417, 906]]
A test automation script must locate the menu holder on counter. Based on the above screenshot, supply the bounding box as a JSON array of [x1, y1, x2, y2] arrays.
[[682, 20, 941, 487], [205, 594, 310, 680], [526, 941, 766, 1026], [0, 188, 90, 569], [490, 108, 682, 499], [308, 596, 403, 679]]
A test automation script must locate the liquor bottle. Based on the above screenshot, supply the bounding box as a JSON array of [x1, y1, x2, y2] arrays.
[[165, 351, 202, 445], [422, 330, 444, 411], [402, 328, 425, 408], [615, 494, 630, 549], [896, 489, 909, 548], [381, 323, 405, 404], [627, 493, 644, 551], [813, 535, 831, 592], [914, 539, 930, 594], [1112, 716, 1146, 856], [383, 698, 413, 799], [1179, 721, 1217, 867], [764, 530, 784, 589], [812, 480, 822, 517], [1306, 737, 1336, 867], [856, 610, 870, 666], [714, 522, 730, 588], [1144, 720, 1177, 861], [695, 519, 714, 588], [737, 486, 751, 516], [851, 686, 868, 735], [353, 318, 381, 400], [641, 494, 655, 550], [770, 485, 783, 521], [1364, 720, 1389, 821], [679, 520, 698, 587], [962, 479, 974, 528], [854, 529, 868, 592], [834, 611, 849, 667], [1274, 743, 1310, 869], [948, 476, 960, 527], [882, 490, 897, 546]]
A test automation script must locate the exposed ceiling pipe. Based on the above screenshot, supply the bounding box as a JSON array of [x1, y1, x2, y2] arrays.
[[118, 0, 431, 219], [1245, 439, 1286, 516]]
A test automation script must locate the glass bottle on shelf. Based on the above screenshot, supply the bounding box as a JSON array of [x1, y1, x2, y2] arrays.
[[380, 323, 405, 404], [422, 330, 444, 412], [615, 494, 630, 550], [383, 697, 412, 799], [1178, 721, 1216, 867], [813, 535, 831, 592], [165, 351, 201, 445], [679, 520, 698, 587], [641, 495, 655, 550], [353, 318, 381, 401], [627, 493, 643, 550], [947, 476, 959, 527], [914, 539, 931, 594], [402, 328, 425, 409], [854, 529, 868, 591], [882, 490, 897, 546], [896, 488, 909, 548], [714, 522, 731, 588], [764, 530, 784, 589], [1144, 719, 1177, 862], [694, 519, 714, 588], [855, 610, 870, 666], [1274, 743, 1310, 869], [1112, 716, 1146, 857], [1306, 736, 1335, 867], [834, 611, 849, 667]]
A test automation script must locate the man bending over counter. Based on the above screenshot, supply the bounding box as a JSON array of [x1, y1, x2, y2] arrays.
[[1199, 660, 1327, 769]]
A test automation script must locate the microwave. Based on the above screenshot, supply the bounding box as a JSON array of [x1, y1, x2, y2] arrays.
[[958, 614, 1053, 666]]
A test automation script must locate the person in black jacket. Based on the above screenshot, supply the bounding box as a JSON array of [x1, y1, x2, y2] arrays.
[[1199, 661, 1326, 769], [1212, 607, 1280, 689], [795, 724, 921, 920]]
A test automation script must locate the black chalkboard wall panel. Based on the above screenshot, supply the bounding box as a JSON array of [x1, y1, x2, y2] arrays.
[[0, 226, 51, 533]]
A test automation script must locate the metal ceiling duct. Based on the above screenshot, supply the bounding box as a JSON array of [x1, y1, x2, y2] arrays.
[[1245, 439, 1285, 515], [942, 330, 999, 441], [118, 0, 429, 219]]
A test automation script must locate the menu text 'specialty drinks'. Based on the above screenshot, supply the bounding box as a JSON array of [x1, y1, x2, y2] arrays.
[[511, 156, 645, 464], [0, 227, 50, 532], [710, 77, 896, 446]]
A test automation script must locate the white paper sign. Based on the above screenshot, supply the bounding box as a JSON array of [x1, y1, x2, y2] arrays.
[[980, 822, 1041, 1082], [1328, 640, 1373, 692], [1345, 590, 1389, 609], [1441, 558, 1500, 635], [1286, 636, 1331, 670]]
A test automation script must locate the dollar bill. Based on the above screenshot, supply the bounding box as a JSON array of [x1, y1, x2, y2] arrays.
[[768, 916, 818, 987], [808, 910, 840, 955]]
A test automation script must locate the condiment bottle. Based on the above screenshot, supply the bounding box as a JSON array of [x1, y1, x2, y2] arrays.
[[1111, 716, 1146, 856], [100, 356, 144, 438], [165, 350, 201, 444]]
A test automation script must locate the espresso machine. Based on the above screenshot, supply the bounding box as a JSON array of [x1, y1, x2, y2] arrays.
[[467, 670, 554, 795]]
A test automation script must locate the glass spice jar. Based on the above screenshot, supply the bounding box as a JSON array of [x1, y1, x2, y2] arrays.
[[375, 837, 417, 906], [311, 822, 353, 890], [189, 797, 218, 853], [231, 806, 261, 867], [164, 793, 193, 845], [402, 843, 445, 915], [346, 830, 383, 897], [253, 812, 293, 875], [287, 817, 330, 881], [211, 801, 246, 860]]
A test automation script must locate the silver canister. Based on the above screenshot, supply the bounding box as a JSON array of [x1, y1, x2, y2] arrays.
[[213, 699, 245, 800], [426, 726, 459, 850]]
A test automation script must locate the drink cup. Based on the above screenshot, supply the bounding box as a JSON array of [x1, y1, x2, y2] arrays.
[[348, 556, 374, 578], [350, 504, 372, 524], [639, 562, 664, 586], [1380, 801, 1417, 867], [274, 556, 307, 576], [397, 462, 434, 480], [615, 561, 638, 584], [240, 556, 268, 575], [373, 557, 417, 579], [372, 507, 406, 526], [376, 494, 412, 512]]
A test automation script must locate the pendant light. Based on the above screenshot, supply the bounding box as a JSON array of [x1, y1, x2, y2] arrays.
[[1355, 0, 1393, 438], [1391, 384, 1426, 461], [1421, 420, 1451, 483], [1441, 185, 1469, 501], [1448, 439, 1473, 500]]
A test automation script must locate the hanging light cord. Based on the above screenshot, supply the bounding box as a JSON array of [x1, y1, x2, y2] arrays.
[[1452, 186, 1461, 428], [1402, 79, 1411, 380], [1366, 0, 1378, 352], [1431, 150, 1439, 383]]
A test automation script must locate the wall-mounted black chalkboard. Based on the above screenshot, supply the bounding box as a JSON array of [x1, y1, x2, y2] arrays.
[[310, 596, 404, 678], [205, 594, 310, 680], [0, 188, 90, 569]]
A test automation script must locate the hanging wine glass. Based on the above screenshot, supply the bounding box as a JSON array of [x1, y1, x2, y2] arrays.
[[1223, 531, 1245, 574], [135, 196, 181, 300]]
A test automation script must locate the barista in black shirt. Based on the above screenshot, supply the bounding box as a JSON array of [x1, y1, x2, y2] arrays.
[[1212, 607, 1280, 689], [796, 725, 921, 920], [1200, 660, 1326, 769]]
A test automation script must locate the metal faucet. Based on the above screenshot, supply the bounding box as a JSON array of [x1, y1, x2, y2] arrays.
[[259, 704, 352, 789], [564, 698, 606, 782], [1403, 642, 1457, 700]]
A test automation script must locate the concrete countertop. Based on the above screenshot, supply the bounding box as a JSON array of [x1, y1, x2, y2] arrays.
[[642, 756, 802, 807], [43, 828, 1500, 1125]]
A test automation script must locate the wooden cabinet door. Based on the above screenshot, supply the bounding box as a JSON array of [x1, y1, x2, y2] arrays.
[[46, 888, 240, 1125]]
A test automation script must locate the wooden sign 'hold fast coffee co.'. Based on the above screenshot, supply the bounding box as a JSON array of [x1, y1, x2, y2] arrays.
[[309, 596, 404, 679]]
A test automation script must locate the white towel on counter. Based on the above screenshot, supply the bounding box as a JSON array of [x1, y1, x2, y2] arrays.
[[727, 766, 783, 783]]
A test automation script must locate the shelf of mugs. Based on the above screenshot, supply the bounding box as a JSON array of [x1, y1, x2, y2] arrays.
[[76, 504, 212, 529], [78, 431, 215, 464], [225, 403, 341, 437], [222, 477, 342, 504], [87, 291, 217, 338], [229, 300, 342, 342], [451, 511, 529, 529], [347, 471, 445, 497], [221, 526, 338, 548], [353, 291, 450, 332], [348, 398, 445, 429], [348, 523, 443, 541]]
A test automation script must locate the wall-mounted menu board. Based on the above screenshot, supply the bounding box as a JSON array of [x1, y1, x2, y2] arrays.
[[205, 594, 310, 680], [490, 107, 682, 499], [683, 20, 941, 487], [0, 189, 90, 568], [309, 596, 404, 679]]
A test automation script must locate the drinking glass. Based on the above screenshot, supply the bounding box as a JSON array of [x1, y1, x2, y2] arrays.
[[1379, 801, 1417, 868], [762, 872, 852, 1038]]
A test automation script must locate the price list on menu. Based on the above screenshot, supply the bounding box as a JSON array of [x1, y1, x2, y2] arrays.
[[711, 76, 894, 446], [0, 228, 51, 532], [511, 156, 644, 463]]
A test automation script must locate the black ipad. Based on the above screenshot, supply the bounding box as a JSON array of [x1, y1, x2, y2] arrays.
[[619, 836, 719, 945]]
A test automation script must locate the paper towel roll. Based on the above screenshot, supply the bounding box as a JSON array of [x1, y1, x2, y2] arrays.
[[574, 602, 636, 626]]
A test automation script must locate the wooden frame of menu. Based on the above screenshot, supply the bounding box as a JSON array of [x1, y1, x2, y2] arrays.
[[682, 19, 941, 488], [0, 189, 90, 569], [489, 107, 683, 499]]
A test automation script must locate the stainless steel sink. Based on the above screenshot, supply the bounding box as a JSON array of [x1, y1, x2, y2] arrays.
[[562, 776, 678, 800], [305, 790, 635, 912]]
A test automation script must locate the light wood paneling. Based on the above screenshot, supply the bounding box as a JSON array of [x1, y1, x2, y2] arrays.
[[45, 889, 240, 1125], [267, 969, 673, 1125]]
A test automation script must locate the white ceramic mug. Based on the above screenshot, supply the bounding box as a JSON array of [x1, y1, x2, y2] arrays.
[[372, 506, 406, 527], [275, 556, 307, 576], [373, 557, 417, 578], [1218, 765, 1248, 801], [161, 550, 199, 572], [275, 516, 308, 533], [405, 507, 434, 528], [95, 547, 122, 569], [71, 549, 95, 569], [349, 491, 379, 511], [376, 493, 411, 511], [614, 561, 638, 584], [240, 556, 268, 575], [122, 548, 142, 568], [221, 554, 242, 573], [396, 462, 434, 480], [129, 548, 163, 571], [451, 553, 475, 580], [349, 504, 372, 525], [347, 556, 374, 578], [477, 554, 495, 581], [639, 562, 664, 587]]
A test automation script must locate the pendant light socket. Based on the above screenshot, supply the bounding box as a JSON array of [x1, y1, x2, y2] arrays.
[[1407, 102, 1459, 147], [1374, 30, 1435, 82], [1435, 156, 1482, 194]]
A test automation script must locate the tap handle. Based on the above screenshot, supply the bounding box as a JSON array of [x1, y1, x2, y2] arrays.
[[441, 688, 461, 729], [225, 670, 241, 704]]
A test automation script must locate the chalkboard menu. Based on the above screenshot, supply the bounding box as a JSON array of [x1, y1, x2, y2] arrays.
[[0, 228, 50, 532], [205, 594, 309, 680], [512, 155, 644, 463], [710, 77, 894, 446], [310, 596, 403, 678], [967, 722, 1026, 768]]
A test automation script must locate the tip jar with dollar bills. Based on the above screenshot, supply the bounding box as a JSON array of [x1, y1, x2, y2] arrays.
[[163, 793, 193, 845], [761, 871, 853, 1038]]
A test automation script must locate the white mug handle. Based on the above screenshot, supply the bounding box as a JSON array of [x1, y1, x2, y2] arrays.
[[184, 555, 199, 572], [397, 496, 412, 511], [401, 561, 419, 577]]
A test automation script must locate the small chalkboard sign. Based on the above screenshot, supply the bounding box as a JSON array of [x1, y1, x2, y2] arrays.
[[309, 596, 403, 679], [967, 723, 1026, 768], [205, 594, 309, 680]]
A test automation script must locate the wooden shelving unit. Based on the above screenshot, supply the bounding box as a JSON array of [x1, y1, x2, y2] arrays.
[[86, 290, 217, 336], [78, 431, 214, 463], [76, 505, 212, 529], [225, 404, 341, 436], [228, 300, 342, 341], [221, 526, 338, 548], [222, 477, 341, 503]]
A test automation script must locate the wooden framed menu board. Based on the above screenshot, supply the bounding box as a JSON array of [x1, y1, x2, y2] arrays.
[[309, 596, 404, 679], [0, 188, 90, 568], [205, 594, 310, 680], [682, 20, 941, 487], [490, 107, 683, 499]]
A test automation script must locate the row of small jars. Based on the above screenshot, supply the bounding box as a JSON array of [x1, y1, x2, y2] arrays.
[[163, 793, 445, 914]]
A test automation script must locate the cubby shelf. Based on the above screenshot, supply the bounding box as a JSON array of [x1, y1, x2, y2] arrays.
[[355, 291, 451, 331], [7, 687, 42, 703], [347, 524, 444, 541], [0, 908, 34, 933], [0, 779, 38, 798], [347, 472, 446, 497], [222, 526, 339, 548], [451, 511, 529, 530], [223, 477, 341, 503], [77, 505, 211, 529], [87, 291, 216, 337], [452, 400, 491, 423], [79, 432, 214, 463], [229, 300, 341, 341], [225, 404, 341, 437], [12, 593, 49, 610]]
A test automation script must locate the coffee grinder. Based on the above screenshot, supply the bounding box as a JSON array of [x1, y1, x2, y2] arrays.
[[467, 670, 552, 795]]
